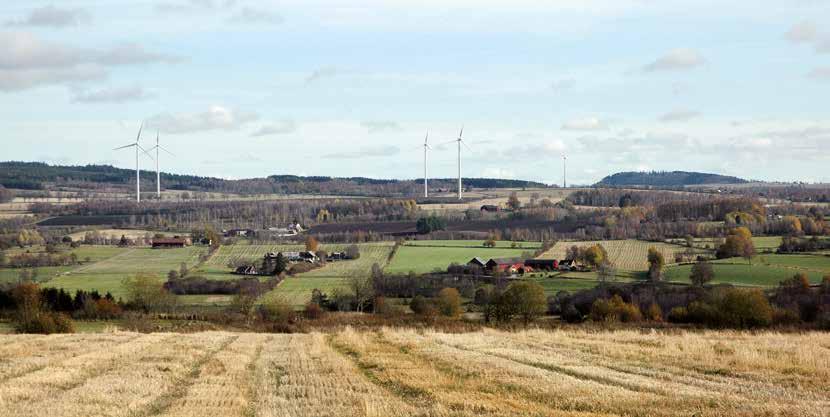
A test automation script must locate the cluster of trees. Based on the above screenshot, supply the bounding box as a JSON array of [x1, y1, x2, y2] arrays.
[[473, 281, 548, 325], [416, 215, 447, 234], [1, 251, 80, 268], [164, 275, 281, 296], [715, 227, 756, 262], [778, 236, 830, 253], [566, 244, 608, 269]]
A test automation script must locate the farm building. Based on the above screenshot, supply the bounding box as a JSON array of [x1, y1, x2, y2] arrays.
[[224, 228, 255, 237], [480, 205, 501, 213], [151, 237, 187, 249], [328, 251, 354, 261], [268, 223, 304, 237], [234, 265, 259, 275], [486, 258, 528, 274], [558, 259, 576, 271], [467, 257, 487, 268], [525, 259, 558, 271]]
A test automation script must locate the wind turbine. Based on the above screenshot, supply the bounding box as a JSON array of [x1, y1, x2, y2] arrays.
[[438, 127, 472, 200], [563, 155, 567, 188], [144, 131, 175, 199], [422, 132, 430, 198], [113, 123, 153, 202]]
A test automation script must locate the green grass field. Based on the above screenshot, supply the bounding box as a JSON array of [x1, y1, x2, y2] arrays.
[[674, 236, 785, 251], [385, 245, 532, 275], [665, 254, 830, 287], [405, 240, 542, 249], [46, 246, 206, 298], [527, 276, 604, 294], [265, 277, 347, 306]]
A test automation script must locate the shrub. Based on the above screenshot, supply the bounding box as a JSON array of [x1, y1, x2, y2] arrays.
[[303, 302, 324, 319], [259, 296, 295, 325], [717, 288, 772, 328], [409, 295, 430, 315], [504, 281, 548, 325], [436, 288, 462, 318], [590, 295, 642, 323], [772, 307, 800, 326], [646, 302, 663, 322], [667, 306, 688, 323], [561, 303, 583, 323]]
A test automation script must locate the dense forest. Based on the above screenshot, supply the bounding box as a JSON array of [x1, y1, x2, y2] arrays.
[[0, 161, 548, 196], [596, 171, 747, 187]]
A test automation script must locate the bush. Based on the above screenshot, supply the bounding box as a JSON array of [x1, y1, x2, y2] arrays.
[[561, 303, 583, 323], [15, 312, 74, 334], [259, 296, 295, 325], [303, 302, 324, 319], [436, 288, 462, 318], [504, 281, 548, 325], [409, 295, 430, 315], [667, 306, 688, 323], [772, 307, 800, 326], [589, 295, 642, 323], [646, 302, 663, 322], [717, 288, 772, 328]]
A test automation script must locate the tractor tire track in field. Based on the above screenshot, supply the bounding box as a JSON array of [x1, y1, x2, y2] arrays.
[[0, 332, 144, 384], [242, 336, 270, 417], [135, 334, 239, 417], [329, 331, 624, 417]]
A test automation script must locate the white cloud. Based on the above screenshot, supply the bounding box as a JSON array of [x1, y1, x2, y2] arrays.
[[361, 120, 400, 133], [562, 117, 608, 131], [250, 120, 297, 137], [5, 5, 91, 28], [643, 48, 705, 72], [786, 21, 818, 43], [323, 145, 399, 159], [305, 66, 338, 84], [71, 85, 153, 103], [146, 105, 259, 134], [229, 7, 284, 25], [0, 32, 180, 92], [659, 110, 701, 123], [808, 67, 830, 81], [785, 21, 830, 54]]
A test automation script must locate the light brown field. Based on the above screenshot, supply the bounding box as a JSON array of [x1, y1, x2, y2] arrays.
[[0, 329, 827, 416], [538, 239, 695, 271]]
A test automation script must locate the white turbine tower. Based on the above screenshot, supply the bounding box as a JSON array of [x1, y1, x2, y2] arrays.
[[422, 132, 430, 198], [144, 131, 175, 199], [114, 123, 153, 202], [438, 127, 473, 200], [563, 155, 567, 188]]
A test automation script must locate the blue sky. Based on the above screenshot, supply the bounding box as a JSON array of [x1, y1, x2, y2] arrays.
[[1, 0, 829, 184]]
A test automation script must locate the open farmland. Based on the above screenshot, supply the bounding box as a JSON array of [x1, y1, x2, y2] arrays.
[[385, 245, 532, 274], [0, 245, 130, 285], [537, 239, 695, 271], [405, 240, 542, 249], [0, 329, 827, 417], [665, 253, 830, 287], [46, 247, 206, 298]]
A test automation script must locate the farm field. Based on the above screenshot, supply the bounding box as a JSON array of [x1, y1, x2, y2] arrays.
[[0, 329, 827, 417], [46, 247, 206, 298], [385, 245, 531, 275], [673, 236, 785, 251], [265, 277, 346, 306], [0, 246, 131, 285], [537, 239, 696, 271], [405, 239, 542, 249], [665, 254, 830, 287], [66, 228, 188, 241]]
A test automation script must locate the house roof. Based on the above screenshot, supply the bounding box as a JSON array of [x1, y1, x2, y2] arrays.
[[487, 257, 523, 265], [468, 257, 486, 265], [152, 238, 186, 245]]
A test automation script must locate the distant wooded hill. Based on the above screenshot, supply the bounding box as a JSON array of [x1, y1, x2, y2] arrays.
[[596, 171, 747, 187], [0, 161, 549, 196]]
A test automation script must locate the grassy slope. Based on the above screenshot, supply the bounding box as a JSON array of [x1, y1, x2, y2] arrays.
[[665, 253, 830, 286], [536, 239, 695, 271], [385, 245, 531, 275]]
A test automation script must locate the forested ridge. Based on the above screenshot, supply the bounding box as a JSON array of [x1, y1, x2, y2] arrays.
[[0, 161, 548, 195], [597, 171, 747, 187]]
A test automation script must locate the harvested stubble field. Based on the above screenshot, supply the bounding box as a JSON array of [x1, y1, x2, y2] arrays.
[[537, 239, 694, 271], [0, 329, 827, 416]]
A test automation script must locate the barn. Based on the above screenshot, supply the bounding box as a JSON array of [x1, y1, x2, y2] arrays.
[[524, 259, 558, 271], [467, 257, 487, 268], [151, 237, 187, 249], [485, 258, 528, 274]]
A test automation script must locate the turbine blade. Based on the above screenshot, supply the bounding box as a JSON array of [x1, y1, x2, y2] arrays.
[[113, 143, 136, 151], [159, 145, 175, 156], [137, 144, 155, 160], [459, 126, 464, 138], [136, 122, 143, 142], [461, 140, 473, 152]]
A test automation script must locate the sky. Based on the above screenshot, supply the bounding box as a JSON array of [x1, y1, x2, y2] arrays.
[[1, 0, 829, 185]]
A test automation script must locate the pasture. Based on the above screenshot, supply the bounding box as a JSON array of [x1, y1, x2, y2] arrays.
[[0, 329, 826, 417], [666, 253, 830, 287], [47, 247, 206, 298], [385, 245, 531, 275], [405, 240, 542, 249], [537, 239, 695, 271]]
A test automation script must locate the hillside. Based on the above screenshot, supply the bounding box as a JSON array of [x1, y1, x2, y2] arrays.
[[0, 161, 548, 196], [596, 171, 747, 187]]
